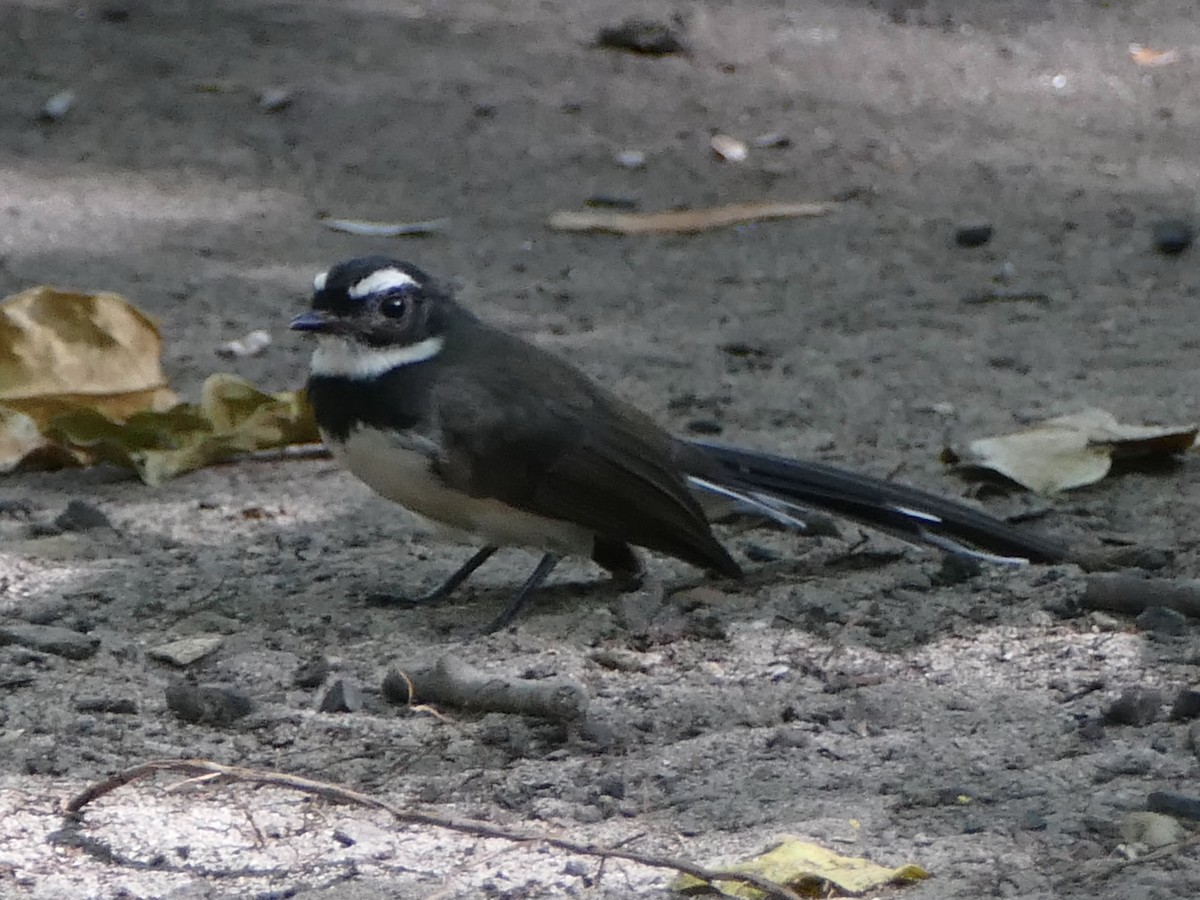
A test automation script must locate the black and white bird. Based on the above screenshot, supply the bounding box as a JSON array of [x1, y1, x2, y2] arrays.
[[291, 257, 1066, 628]]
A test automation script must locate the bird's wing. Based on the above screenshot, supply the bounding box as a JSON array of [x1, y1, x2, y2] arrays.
[[428, 335, 741, 576]]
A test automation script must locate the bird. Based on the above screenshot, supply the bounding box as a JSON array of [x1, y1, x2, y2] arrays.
[[291, 256, 1067, 629]]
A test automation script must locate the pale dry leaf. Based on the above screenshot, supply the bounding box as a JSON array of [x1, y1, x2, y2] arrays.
[[0, 286, 176, 423], [47, 375, 318, 486], [945, 408, 1198, 494], [672, 836, 928, 898]]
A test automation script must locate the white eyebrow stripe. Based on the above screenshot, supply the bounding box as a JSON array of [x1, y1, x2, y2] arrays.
[[313, 270, 328, 291], [310, 335, 444, 379], [348, 268, 419, 299]]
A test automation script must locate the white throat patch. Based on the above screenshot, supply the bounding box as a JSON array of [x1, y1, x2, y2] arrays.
[[310, 335, 444, 379], [313, 270, 327, 292], [348, 268, 419, 299]]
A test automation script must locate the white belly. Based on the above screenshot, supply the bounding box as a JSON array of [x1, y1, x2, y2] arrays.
[[327, 426, 594, 555]]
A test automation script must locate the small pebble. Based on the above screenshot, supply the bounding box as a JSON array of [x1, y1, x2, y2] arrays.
[[1147, 790, 1200, 822], [1104, 688, 1163, 727], [293, 655, 330, 689], [1152, 219, 1194, 255], [563, 859, 589, 878], [710, 134, 748, 163], [165, 682, 253, 726], [75, 697, 138, 715], [55, 500, 112, 532], [954, 224, 994, 247], [588, 648, 652, 673], [0, 624, 99, 660], [767, 727, 811, 749], [596, 18, 686, 55], [752, 132, 791, 148], [614, 149, 647, 169], [258, 86, 294, 112], [331, 830, 356, 847], [584, 194, 638, 210], [148, 635, 223, 667], [1170, 689, 1200, 721], [381, 667, 413, 705], [39, 89, 75, 122], [319, 678, 363, 713], [1135, 606, 1188, 636]]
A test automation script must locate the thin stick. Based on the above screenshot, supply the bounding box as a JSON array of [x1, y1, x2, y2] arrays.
[[63, 758, 800, 900]]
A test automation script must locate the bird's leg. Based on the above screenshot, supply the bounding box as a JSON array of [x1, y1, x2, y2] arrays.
[[484, 553, 561, 632], [591, 536, 646, 592], [370, 545, 498, 607]]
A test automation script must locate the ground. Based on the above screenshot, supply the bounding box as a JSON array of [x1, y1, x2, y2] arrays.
[[1, 0, 1199, 897]]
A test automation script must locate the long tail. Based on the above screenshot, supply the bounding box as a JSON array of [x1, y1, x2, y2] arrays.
[[685, 441, 1068, 564]]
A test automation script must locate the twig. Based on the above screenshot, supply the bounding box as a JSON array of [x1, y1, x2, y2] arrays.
[[1082, 574, 1200, 619], [1065, 829, 1200, 883], [386, 655, 589, 721], [63, 758, 801, 900]]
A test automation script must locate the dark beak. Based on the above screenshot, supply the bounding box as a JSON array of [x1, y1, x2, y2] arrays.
[[289, 311, 331, 333]]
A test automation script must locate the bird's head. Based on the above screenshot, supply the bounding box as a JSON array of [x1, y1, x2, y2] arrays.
[[291, 257, 450, 378]]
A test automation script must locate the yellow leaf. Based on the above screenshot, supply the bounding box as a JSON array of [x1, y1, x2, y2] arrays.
[[44, 377, 318, 485], [672, 836, 929, 898], [0, 286, 176, 423], [200, 374, 317, 448]]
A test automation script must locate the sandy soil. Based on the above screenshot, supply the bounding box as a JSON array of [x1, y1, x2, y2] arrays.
[[2, 1, 1199, 897]]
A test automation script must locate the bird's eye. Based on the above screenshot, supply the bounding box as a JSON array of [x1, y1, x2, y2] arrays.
[[379, 295, 408, 318]]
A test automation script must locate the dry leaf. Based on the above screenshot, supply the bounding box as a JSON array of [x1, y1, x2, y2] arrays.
[[672, 836, 928, 898], [46, 376, 318, 486], [1, 287, 319, 480], [0, 286, 176, 424], [548, 200, 834, 235], [944, 409, 1198, 494]]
